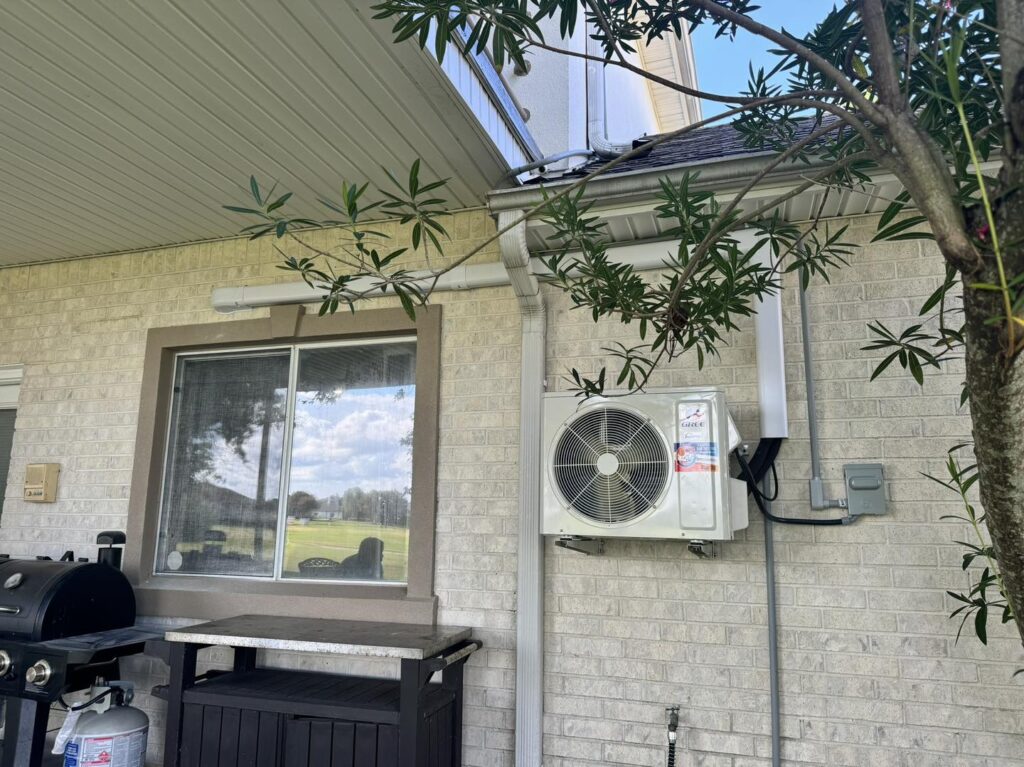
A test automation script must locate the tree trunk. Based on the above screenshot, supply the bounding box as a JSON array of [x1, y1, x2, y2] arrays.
[[963, 276, 1024, 649]]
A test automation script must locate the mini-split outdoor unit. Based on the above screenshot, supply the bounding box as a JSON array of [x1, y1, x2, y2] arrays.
[[542, 388, 748, 541]]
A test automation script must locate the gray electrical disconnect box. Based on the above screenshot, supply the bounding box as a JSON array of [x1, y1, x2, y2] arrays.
[[843, 463, 886, 516]]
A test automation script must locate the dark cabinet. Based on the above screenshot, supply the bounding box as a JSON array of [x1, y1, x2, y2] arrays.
[[176, 669, 460, 767]]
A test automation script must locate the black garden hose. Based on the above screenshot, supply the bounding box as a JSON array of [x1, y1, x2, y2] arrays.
[[667, 707, 679, 767]]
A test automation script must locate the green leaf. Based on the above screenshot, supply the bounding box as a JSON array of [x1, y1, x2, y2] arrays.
[[223, 205, 265, 216], [974, 604, 988, 645], [908, 353, 924, 386], [266, 192, 293, 213], [945, 28, 966, 102], [872, 215, 930, 243]]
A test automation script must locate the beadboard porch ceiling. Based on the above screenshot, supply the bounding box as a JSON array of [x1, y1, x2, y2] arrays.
[[0, 1, 528, 267]]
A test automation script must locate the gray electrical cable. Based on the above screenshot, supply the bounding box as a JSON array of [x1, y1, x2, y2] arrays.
[[506, 149, 595, 177], [799, 285, 845, 509], [799, 285, 823, 479], [762, 476, 782, 767]]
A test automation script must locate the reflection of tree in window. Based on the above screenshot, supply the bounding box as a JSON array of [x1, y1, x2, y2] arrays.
[[160, 353, 288, 575]]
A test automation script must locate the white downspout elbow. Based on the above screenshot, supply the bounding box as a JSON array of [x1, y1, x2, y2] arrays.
[[586, 34, 634, 159]]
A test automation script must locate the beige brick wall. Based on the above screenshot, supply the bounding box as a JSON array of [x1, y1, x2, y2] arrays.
[[0, 211, 1021, 766], [540, 216, 1024, 766], [0, 210, 523, 765]]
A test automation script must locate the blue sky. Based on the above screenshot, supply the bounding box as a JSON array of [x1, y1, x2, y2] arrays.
[[690, 2, 839, 117]]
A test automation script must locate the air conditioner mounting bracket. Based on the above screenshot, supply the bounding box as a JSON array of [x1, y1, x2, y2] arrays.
[[554, 536, 605, 556]]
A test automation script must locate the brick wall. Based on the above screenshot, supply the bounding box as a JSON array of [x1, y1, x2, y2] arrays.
[[541, 216, 1024, 766], [0, 211, 1021, 766]]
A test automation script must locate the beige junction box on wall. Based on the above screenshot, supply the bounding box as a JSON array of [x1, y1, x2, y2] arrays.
[[24, 463, 59, 502]]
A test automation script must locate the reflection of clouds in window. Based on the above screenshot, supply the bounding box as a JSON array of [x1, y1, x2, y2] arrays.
[[289, 387, 414, 498], [208, 418, 285, 497], [158, 341, 415, 582], [202, 387, 412, 500]]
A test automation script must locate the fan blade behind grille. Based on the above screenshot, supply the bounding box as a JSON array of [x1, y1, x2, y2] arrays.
[[552, 406, 670, 524]]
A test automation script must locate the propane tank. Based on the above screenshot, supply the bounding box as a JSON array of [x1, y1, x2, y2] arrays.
[[60, 680, 148, 767]]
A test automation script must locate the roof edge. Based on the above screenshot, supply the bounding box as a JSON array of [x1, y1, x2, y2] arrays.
[[487, 151, 830, 214]]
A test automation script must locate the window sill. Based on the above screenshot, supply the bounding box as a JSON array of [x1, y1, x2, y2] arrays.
[[133, 573, 438, 625]]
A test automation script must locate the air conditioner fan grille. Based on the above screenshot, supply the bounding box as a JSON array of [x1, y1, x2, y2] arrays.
[[551, 406, 670, 524]]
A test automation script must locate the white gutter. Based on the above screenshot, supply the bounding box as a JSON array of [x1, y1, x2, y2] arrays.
[[211, 263, 510, 313], [212, 242, 682, 313], [497, 210, 546, 767]]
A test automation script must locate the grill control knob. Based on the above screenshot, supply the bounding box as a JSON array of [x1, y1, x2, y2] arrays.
[[0, 651, 11, 677], [25, 660, 51, 687]]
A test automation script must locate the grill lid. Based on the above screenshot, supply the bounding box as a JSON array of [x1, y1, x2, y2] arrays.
[[0, 559, 135, 642]]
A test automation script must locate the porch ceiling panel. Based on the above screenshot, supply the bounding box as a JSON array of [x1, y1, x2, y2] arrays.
[[0, 0, 517, 267]]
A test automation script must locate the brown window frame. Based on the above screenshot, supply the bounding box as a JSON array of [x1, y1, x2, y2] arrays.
[[125, 305, 441, 624]]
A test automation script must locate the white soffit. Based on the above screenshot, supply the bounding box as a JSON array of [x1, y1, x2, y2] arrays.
[[0, 1, 534, 268]]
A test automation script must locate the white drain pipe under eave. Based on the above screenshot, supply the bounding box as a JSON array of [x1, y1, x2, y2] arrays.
[[496, 211, 546, 767]]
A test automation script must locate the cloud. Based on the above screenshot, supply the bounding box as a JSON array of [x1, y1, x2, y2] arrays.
[[175, 386, 414, 503], [287, 387, 414, 498]]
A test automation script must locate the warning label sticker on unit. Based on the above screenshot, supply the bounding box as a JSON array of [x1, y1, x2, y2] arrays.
[[674, 442, 719, 473], [66, 730, 146, 767]]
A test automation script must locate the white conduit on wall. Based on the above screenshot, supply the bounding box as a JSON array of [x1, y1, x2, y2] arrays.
[[210, 231, 789, 767]]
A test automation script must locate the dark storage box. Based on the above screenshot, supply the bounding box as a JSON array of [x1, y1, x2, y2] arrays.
[[162, 617, 478, 767], [178, 669, 458, 767]]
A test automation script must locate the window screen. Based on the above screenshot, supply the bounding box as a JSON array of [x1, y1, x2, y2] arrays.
[[0, 409, 14, 519], [156, 352, 289, 577]]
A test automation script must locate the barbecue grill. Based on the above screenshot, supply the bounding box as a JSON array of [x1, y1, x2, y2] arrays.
[[0, 535, 157, 767]]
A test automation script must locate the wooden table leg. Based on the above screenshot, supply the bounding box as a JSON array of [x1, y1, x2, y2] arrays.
[[399, 659, 429, 767], [442, 662, 465, 767], [163, 643, 199, 767], [232, 646, 257, 673]]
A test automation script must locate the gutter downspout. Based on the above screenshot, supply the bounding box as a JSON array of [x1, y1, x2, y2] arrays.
[[497, 210, 546, 767], [586, 32, 634, 158]]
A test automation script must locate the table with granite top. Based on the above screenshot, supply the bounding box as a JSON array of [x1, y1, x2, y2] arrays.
[[161, 614, 479, 767]]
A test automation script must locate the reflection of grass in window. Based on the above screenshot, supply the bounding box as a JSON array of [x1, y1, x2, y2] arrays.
[[175, 520, 409, 582], [283, 520, 408, 581]]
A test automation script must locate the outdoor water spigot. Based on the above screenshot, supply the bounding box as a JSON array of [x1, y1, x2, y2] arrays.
[[666, 705, 680, 767]]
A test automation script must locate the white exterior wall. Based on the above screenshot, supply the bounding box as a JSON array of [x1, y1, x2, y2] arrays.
[[603, 53, 661, 143], [506, 17, 588, 160], [0, 211, 1021, 766], [506, 19, 660, 162]]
